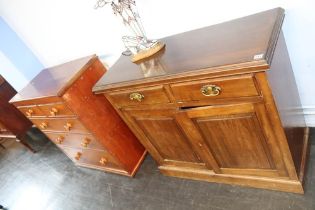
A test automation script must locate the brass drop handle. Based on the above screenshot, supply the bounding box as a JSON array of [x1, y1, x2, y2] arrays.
[[200, 85, 221, 96], [56, 135, 64, 144], [81, 137, 91, 147], [64, 122, 72, 131], [75, 152, 82, 160], [129, 92, 144, 102], [40, 122, 48, 129], [99, 157, 108, 165], [26, 109, 34, 117], [50, 107, 58, 116]]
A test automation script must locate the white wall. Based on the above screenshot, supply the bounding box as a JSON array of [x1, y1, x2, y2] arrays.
[[0, 0, 314, 125], [0, 51, 29, 91]]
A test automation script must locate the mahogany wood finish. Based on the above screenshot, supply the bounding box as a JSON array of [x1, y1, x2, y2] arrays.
[[0, 75, 34, 152], [93, 8, 309, 193], [10, 56, 146, 176]]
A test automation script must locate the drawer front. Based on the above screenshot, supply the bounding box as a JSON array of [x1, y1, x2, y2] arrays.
[[107, 85, 171, 107], [62, 147, 122, 170], [170, 75, 259, 102], [45, 132, 105, 150], [18, 105, 45, 117], [31, 118, 89, 133], [38, 103, 74, 117]]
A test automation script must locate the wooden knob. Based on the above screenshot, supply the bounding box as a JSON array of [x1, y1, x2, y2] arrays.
[[56, 136, 64, 144], [99, 157, 107, 165], [50, 107, 58, 116], [81, 137, 91, 147], [75, 152, 82, 160], [40, 122, 48, 129], [64, 122, 72, 131], [26, 109, 34, 117]]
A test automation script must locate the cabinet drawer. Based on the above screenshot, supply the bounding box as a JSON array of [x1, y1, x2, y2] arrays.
[[107, 85, 171, 107], [31, 118, 89, 133], [45, 132, 105, 150], [38, 103, 74, 117], [18, 105, 45, 117], [170, 75, 259, 102], [62, 147, 122, 170]]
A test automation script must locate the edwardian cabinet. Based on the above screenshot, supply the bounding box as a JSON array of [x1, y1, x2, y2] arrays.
[[0, 75, 34, 151], [10, 56, 146, 176], [93, 8, 309, 193]]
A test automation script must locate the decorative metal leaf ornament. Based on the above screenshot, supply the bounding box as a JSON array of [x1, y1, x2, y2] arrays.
[[95, 0, 165, 62]]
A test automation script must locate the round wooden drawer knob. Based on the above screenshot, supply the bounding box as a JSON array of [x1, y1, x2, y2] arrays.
[[81, 137, 91, 147], [64, 122, 72, 131], [26, 109, 34, 117], [40, 122, 48, 129], [56, 136, 64, 144], [99, 157, 108, 165], [50, 107, 58, 116], [75, 152, 82, 160]]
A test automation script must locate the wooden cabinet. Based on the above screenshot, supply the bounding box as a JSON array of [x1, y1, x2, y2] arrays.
[[93, 8, 310, 193], [10, 55, 146, 176], [0, 75, 34, 152]]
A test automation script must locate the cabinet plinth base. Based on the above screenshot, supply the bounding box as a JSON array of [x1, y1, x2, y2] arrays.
[[159, 127, 310, 194]]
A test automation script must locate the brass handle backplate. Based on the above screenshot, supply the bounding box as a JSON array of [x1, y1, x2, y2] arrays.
[[99, 157, 108, 165], [75, 152, 82, 160], [50, 107, 58, 116], [81, 137, 91, 147], [129, 92, 144, 102], [200, 85, 221, 96], [64, 122, 72, 131], [26, 109, 34, 117], [40, 122, 48, 129]]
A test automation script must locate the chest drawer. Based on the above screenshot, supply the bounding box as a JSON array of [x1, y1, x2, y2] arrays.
[[45, 132, 105, 150], [31, 118, 89, 133], [107, 85, 171, 107], [170, 75, 259, 103], [18, 105, 45, 117], [62, 147, 122, 170], [38, 103, 74, 117]]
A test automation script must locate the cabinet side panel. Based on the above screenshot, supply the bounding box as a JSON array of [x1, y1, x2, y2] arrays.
[[62, 59, 145, 174], [267, 30, 307, 175], [0, 81, 32, 136]]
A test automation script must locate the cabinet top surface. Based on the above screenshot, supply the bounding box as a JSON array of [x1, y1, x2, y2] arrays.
[[10, 55, 96, 103], [93, 8, 284, 92]]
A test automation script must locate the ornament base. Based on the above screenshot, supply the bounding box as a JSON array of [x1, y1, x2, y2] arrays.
[[131, 42, 165, 63]]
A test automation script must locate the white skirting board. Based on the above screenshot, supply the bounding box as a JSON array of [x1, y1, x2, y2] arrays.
[[303, 107, 315, 127]]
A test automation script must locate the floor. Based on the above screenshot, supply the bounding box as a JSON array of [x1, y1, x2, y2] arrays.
[[0, 129, 314, 210]]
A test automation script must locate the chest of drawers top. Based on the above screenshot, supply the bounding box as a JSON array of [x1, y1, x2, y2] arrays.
[[10, 55, 96, 105], [93, 8, 284, 92]]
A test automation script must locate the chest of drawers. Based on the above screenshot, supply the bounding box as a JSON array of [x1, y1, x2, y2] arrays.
[[93, 8, 310, 193], [10, 55, 146, 176]]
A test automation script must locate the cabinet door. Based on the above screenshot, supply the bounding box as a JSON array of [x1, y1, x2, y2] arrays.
[[182, 103, 288, 177], [123, 108, 208, 170]]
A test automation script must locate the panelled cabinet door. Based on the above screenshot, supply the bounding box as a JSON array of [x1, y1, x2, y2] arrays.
[[123, 108, 208, 170], [182, 103, 288, 178]]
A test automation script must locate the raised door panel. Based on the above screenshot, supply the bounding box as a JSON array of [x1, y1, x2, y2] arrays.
[[123, 108, 207, 170], [184, 103, 287, 177], [196, 113, 272, 169]]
